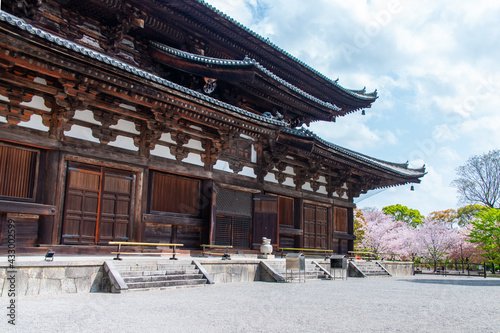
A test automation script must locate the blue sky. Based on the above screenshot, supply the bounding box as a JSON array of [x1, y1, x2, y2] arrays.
[[203, 0, 500, 216]]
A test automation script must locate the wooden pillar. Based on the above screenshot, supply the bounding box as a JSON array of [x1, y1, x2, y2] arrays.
[[137, 168, 149, 242], [347, 207, 354, 253], [38, 150, 61, 245], [294, 198, 303, 248], [209, 182, 217, 245], [328, 205, 333, 250], [201, 180, 213, 245]]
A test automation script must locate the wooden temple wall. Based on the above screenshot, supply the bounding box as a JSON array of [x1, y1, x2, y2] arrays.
[[0, 6, 356, 254], [0, 112, 355, 253], [0, 114, 355, 253]]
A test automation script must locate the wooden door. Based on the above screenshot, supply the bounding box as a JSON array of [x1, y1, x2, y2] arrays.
[[97, 169, 133, 243], [303, 204, 329, 249], [303, 204, 316, 248], [61, 163, 134, 245], [316, 206, 328, 249], [253, 195, 278, 246], [62, 166, 100, 244]]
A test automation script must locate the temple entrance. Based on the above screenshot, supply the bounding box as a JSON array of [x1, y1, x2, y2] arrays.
[[61, 162, 134, 244], [252, 195, 278, 247], [304, 203, 328, 249]]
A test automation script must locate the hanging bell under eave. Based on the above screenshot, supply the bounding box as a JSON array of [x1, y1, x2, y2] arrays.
[[410, 185, 415, 191]]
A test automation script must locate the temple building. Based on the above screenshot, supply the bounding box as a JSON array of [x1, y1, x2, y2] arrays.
[[0, 0, 425, 255]]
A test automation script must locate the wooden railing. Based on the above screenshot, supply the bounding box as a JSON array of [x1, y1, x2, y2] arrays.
[[108, 241, 184, 260], [278, 247, 334, 259], [201, 244, 232, 260]]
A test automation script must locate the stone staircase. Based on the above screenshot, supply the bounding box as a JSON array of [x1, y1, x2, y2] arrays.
[[266, 259, 332, 282], [350, 260, 391, 278], [108, 260, 212, 292]]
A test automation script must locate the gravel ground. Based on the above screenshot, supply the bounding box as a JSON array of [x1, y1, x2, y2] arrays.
[[2, 275, 499, 333]]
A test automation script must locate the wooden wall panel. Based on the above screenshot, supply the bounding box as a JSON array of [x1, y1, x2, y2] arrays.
[[176, 225, 202, 248], [334, 207, 348, 233], [279, 235, 295, 249], [144, 223, 172, 243], [278, 196, 294, 227], [151, 172, 200, 216], [1, 214, 39, 246]]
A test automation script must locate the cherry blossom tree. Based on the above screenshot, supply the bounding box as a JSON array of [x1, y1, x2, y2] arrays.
[[448, 224, 480, 272], [358, 209, 406, 257], [417, 218, 461, 272], [384, 223, 421, 261]]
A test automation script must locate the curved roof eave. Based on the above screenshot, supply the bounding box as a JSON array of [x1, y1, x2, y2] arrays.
[[192, 0, 378, 103], [149, 41, 342, 113], [0, 11, 288, 128], [281, 127, 426, 179]]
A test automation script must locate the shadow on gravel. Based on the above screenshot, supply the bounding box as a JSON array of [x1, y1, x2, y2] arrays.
[[401, 278, 500, 287]]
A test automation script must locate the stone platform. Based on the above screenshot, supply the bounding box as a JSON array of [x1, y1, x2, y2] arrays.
[[0, 254, 415, 296]]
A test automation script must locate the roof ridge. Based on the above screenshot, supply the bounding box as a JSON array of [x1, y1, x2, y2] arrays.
[[196, 0, 377, 101], [150, 41, 341, 112]]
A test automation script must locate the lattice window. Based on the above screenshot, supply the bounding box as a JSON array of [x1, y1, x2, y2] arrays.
[[215, 215, 251, 248], [215, 216, 232, 246], [215, 187, 252, 217], [0, 144, 38, 200], [232, 217, 251, 248]]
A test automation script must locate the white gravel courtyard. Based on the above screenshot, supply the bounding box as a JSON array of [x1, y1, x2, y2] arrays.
[[3, 275, 499, 333]]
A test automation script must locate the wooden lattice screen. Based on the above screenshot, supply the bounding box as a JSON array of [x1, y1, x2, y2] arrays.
[[0, 144, 38, 199]]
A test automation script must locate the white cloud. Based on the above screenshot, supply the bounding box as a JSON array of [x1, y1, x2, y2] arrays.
[[309, 116, 398, 152], [204, 0, 500, 214]]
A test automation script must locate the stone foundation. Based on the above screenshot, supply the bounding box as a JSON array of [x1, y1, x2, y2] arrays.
[[379, 261, 414, 276], [197, 259, 266, 283], [0, 260, 110, 296]]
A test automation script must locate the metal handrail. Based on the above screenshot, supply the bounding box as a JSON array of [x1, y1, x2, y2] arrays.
[[108, 241, 184, 260]]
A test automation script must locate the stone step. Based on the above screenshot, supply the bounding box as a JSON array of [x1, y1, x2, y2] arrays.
[[276, 270, 329, 280], [119, 269, 200, 277], [352, 261, 391, 278], [127, 278, 208, 289], [123, 274, 204, 283], [127, 284, 207, 292], [115, 265, 196, 272]]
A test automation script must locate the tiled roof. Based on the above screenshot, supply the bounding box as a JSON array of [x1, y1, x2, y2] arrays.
[[150, 41, 341, 112], [196, 0, 378, 102], [282, 127, 426, 178], [0, 11, 287, 127], [1, 10, 423, 180]]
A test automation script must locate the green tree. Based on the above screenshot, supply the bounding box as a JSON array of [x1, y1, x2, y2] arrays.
[[467, 208, 500, 273], [382, 204, 424, 227], [353, 209, 367, 251], [451, 150, 500, 208], [427, 209, 457, 227], [456, 204, 488, 226]]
